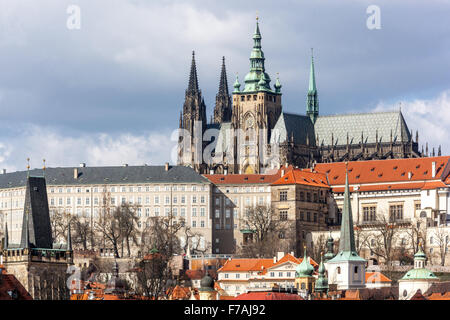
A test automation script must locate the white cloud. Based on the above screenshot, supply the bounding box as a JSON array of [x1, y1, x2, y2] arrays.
[[373, 90, 450, 155], [0, 125, 177, 172]]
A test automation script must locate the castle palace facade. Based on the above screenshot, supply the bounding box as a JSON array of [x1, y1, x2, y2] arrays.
[[178, 20, 428, 175]]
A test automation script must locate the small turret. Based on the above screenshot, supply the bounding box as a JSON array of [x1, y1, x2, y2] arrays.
[[274, 74, 282, 93], [315, 252, 329, 294], [233, 75, 241, 93]]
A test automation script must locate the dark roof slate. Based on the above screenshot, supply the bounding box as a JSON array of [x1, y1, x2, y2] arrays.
[[0, 165, 209, 189]]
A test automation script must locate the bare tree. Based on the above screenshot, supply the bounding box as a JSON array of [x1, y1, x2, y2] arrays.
[[50, 209, 71, 243], [181, 220, 211, 255], [366, 214, 401, 271], [354, 226, 370, 256], [404, 220, 426, 256], [311, 234, 327, 262], [71, 215, 90, 250], [430, 225, 450, 266], [237, 205, 294, 258], [135, 213, 183, 299], [95, 192, 122, 258], [118, 202, 140, 257]]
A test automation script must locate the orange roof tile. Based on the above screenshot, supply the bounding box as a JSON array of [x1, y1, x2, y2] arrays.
[[314, 156, 450, 186], [365, 272, 392, 283], [218, 254, 317, 274], [271, 169, 330, 188], [234, 292, 303, 300]]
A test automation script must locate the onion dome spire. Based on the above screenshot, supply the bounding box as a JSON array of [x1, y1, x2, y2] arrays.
[[315, 252, 329, 293], [243, 17, 273, 93], [274, 73, 282, 93], [296, 246, 314, 277], [233, 74, 241, 93]]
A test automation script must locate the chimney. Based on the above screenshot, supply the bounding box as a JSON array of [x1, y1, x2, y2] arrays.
[[123, 164, 128, 167], [432, 161, 436, 178], [210, 169, 214, 175], [408, 172, 412, 180], [273, 256, 277, 263], [74, 168, 78, 179], [277, 251, 284, 261], [281, 169, 285, 177], [224, 168, 228, 175], [79, 163, 86, 168], [2, 169, 5, 174], [165, 162, 169, 171]]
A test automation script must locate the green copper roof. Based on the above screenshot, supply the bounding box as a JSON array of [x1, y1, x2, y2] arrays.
[[401, 268, 438, 281], [296, 249, 314, 277], [233, 75, 241, 93], [315, 254, 329, 292], [306, 49, 318, 123], [308, 49, 317, 93], [242, 20, 276, 94], [314, 111, 411, 147], [328, 169, 366, 263]]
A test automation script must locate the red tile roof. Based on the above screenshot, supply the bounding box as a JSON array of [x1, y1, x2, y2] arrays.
[[234, 291, 303, 300], [314, 157, 450, 191], [271, 168, 330, 188], [218, 254, 317, 275], [0, 266, 33, 300], [365, 272, 392, 283]]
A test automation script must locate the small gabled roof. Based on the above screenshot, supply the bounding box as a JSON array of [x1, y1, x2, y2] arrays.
[[271, 168, 330, 188]]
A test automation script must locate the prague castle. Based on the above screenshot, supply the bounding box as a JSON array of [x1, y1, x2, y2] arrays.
[[177, 19, 427, 175]]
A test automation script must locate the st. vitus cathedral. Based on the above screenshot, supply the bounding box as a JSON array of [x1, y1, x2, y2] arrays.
[[178, 19, 431, 175]]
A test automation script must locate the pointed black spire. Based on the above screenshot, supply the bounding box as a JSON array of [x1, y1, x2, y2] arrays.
[[438, 145, 442, 156], [187, 51, 199, 94], [218, 56, 229, 96], [3, 222, 8, 250], [213, 56, 232, 124], [67, 222, 72, 251]]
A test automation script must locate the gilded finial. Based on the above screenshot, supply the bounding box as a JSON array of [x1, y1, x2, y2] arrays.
[[26, 158, 30, 178], [256, 12, 259, 21], [43, 159, 46, 177]]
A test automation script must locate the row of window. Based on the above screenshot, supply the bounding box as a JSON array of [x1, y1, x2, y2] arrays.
[[49, 195, 207, 206], [49, 185, 207, 194], [215, 186, 270, 194], [279, 190, 325, 203], [50, 206, 208, 218]]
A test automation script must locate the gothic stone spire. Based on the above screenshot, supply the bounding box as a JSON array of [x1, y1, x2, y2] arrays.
[[213, 57, 232, 124]]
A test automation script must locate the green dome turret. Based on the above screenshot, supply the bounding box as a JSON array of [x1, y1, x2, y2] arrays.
[[274, 75, 282, 93], [296, 247, 314, 277], [233, 75, 241, 93], [401, 244, 438, 281], [315, 253, 329, 293]]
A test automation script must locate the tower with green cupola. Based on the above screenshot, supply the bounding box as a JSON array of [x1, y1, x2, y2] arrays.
[[230, 17, 282, 174], [294, 247, 316, 297], [326, 165, 366, 290]]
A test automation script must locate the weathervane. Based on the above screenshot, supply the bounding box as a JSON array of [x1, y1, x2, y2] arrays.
[[43, 159, 46, 177]]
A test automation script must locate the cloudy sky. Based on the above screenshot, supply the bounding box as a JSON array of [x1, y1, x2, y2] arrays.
[[0, 0, 449, 171]]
